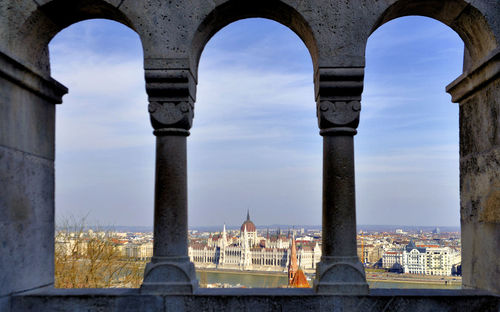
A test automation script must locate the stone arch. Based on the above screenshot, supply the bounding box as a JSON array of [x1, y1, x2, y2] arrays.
[[190, 0, 319, 75], [370, 0, 498, 71], [365, 1, 500, 293], [15, 0, 141, 74]]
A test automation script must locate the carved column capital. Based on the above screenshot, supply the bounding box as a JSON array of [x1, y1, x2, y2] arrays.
[[315, 67, 364, 136], [148, 100, 193, 135], [145, 68, 196, 136], [318, 100, 361, 134]]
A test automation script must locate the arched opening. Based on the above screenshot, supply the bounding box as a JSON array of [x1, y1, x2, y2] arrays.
[[15, 0, 137, 74], [188, 18, 320, 288], [358, 16, 463, 288], [49, 19, 151, 288], [370, 0, 498, 71], [190, 0, 319, 77]]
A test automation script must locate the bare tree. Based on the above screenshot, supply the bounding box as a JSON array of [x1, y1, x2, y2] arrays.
[[55, 217, 145, 288]]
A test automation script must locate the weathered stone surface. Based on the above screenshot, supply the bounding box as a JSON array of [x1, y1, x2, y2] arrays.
[[315, 134, 368, 294], [458, 78, 500, 157], [148, 101, 194, 131], [460, 148, 500, 223], [454, 51, 500, 296], [462, 222, 500, 294], [141, 257, 198, 295], [314, 67, 364, 294], [0, 296, 10, 312], [446, 49, 499, 103], [317, 100, 361, 130], [0, 145, 54, 296], [141, 136, 198, 293], [13, 289, 164, 312], [0, 63, 63, 160], [0, 0, 39, 59], [34, 0, 123, 7], [0, 0, 499, 309], [314, 259, 369, 295], [145, 68, 196, 133], [10, 288, 500, 312]]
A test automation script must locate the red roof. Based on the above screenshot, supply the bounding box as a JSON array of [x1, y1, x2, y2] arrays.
[[240, 220, 256, 232], [290, 269, 310, 288]]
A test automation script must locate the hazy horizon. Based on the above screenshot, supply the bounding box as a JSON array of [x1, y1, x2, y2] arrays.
[[55, 218, 461, 231]]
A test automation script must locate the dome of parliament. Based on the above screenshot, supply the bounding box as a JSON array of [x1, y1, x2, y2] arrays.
[[240, 210, 256, 232]]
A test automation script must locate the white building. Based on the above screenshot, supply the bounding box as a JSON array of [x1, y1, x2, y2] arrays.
[[123, 242, 153, 260], [425, 247, 461, 276], [403, 242, 427, 274], [188, 213, 321, 272], [383, 240, 461, 276], [382, 250, 403, 269]]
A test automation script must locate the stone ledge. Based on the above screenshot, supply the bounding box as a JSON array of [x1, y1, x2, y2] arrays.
[[0, 50, 67, 104], [446, 48, 500, 103], [11, 288, 500, 312]]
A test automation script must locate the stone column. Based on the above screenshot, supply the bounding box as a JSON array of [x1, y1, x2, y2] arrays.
[[141, 66, 198, 294], [313, 67, 368, 294]]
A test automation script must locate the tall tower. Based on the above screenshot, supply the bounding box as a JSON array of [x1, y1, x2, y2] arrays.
[[240, 225, 251, 269], [288, 235, 298, 284], [219, 223, 227, 266], [240, 209, 257, 247], [221, 223, 227, 247], [287, 234, 310, 288]]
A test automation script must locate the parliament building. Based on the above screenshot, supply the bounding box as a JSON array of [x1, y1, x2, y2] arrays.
[[188, 212, 322, 272]]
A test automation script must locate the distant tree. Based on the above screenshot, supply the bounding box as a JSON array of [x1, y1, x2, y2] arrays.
[[389, 262, 404, 274], [55, 217, 145, 288]]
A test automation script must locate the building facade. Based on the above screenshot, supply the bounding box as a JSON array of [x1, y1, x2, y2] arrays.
[[382, 240, 461, 276], [188, 213, 321, 272], [382, 250, 404, 270]]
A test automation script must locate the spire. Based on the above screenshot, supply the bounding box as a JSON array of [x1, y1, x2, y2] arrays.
[[409, 239, 416, 248], [242, 225, 249, 249], [288, 233, 298, 285], [291, 234, 297, 267], [222, 223, 227, 246], [246, 209, 250, 221]]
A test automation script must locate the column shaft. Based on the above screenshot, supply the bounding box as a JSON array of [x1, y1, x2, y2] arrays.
[[153, 135, 188, 258], [322, 134, 357, 258]]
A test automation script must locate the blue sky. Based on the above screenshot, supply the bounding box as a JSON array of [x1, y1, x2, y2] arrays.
[[50, 17, 463, 227]]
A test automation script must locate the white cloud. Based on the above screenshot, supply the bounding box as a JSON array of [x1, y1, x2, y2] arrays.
[[51, 17, 462, 227], [52, 55, 150, 152]]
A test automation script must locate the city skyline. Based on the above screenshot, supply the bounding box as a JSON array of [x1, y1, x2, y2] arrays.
[[51, 17, 463, 228]]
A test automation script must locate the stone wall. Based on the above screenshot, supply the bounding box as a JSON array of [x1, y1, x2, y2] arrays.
[[458, 75, 500, 293], [11, 288, 500, 312], [0, 49, 66, 311]]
